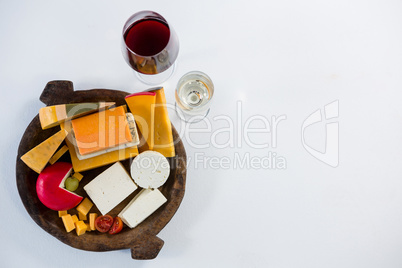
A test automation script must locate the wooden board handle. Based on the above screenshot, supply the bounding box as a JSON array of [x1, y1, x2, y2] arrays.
[[40, 80, 75, 106], [130, 235, 164, 260]]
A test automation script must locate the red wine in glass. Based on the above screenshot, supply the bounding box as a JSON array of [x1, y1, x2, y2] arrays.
[[121, 11, 179, 84]]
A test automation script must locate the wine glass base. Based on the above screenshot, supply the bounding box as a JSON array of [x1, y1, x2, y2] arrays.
[[135, 62, 176, 86], [175, 103, 210, 124]]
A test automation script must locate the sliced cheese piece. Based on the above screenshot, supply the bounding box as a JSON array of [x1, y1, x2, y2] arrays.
[[71, 106, 132, 156], [72, 172, 83, 182], [75, 221, 87, 236], [118, 188, 167, 229], [58, 210, 68, 217], [130, 151, 170, 189], [61, 214, 75, 232], [83, 162, 138, 215], [71, 113, 139, 160], [125, 92, 156, 151], [20, 129, 68, 173], [39, 102, 115, 130], [61, 121, 139, 172], [76, 198, 93, 216], [151, 88, 175, 157], [48, 145, 69, 165], [89, 213, 98, 231]]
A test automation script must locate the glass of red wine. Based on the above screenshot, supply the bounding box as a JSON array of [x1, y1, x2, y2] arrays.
[[121, 11, 179, 85]]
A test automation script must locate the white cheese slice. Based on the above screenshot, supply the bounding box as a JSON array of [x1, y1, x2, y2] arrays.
[[118, 188, 167, 228], [130, 151, 170, 189], [83, 162, 138, 215]]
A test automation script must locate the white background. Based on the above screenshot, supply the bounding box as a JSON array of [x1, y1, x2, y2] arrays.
[[1, 0, 402, 267]]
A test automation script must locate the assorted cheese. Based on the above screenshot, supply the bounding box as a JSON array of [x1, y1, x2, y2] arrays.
[[118, 188, 167, 229], [130, 151, 170, 189], [20, 129, 68, 173], [27, 89, 178, 236], [83, 162, 138, 215], [61, 120, 139, 172], [39, 102, 115, 130]]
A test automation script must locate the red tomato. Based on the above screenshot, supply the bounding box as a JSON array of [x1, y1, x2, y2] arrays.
[[109, 217, 123, 235], [94, 215, 113, 233]]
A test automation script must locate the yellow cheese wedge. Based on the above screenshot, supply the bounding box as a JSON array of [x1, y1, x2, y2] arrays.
[[76, 198, 93, 216], [48, 145, 69, 165], [61, 214, 75, 232], [72, 172, 83, 182], [39, 102, 115, 130], [152, 88, 175, 157], [61, 121, 139, 172], [89, 213, 98, 231], [58, 210, 68, 217], [125, 92, 156, 150], [78, 211, 87, 221], [75, 221, 87, 236], [20, 129, 68, 173]]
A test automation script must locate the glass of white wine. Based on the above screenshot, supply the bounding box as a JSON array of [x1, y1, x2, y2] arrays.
[[175, 71, 214, 123]]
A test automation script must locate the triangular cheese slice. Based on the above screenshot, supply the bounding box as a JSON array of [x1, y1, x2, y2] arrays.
[[21, 129, 68, 173]]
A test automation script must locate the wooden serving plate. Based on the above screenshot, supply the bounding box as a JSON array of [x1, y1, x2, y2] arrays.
[[16, 80, 186, 260]]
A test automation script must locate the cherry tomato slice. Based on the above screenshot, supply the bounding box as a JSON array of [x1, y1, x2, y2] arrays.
[[109, 216, 123, 235], [94, 215, 113, 233]]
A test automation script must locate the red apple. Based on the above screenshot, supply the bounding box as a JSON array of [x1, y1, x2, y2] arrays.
[[36, 162, 83, 211]]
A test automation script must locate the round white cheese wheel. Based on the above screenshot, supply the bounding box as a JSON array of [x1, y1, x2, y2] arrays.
[[130, 151, 170, 189]]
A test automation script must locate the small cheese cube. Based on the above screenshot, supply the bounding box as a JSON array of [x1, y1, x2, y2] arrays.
[[72, 172, 84, 182], [71, 215, 79, 223], [75, 221, 87, 236], [83, 162, 137, 215], [86, 223, 91, 232], [58, 210, 68, 217], [61, 214, 75, 232], [78, 212, 87, 221], [76, 198, 93, 216], [49, 145, 69, 165], [89, 213, 98, 231]]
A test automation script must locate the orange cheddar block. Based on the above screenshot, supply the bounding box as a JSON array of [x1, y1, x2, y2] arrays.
[[71, 214, 79, 223], [125, 92, 156, 151], [61, 214, 75, 232], [58, 210, 68, 217], [78, 211, 87, 221], [75, 221, 87, 236], [151, 88, 175, 157], [61, 117, 139, 173], [76, 198, 93, 216], [71, 106, 132, 156], [86, 223, 92, 232]]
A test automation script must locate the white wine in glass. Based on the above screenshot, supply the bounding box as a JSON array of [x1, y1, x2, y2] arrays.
[[175, 71, 214, 123]]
